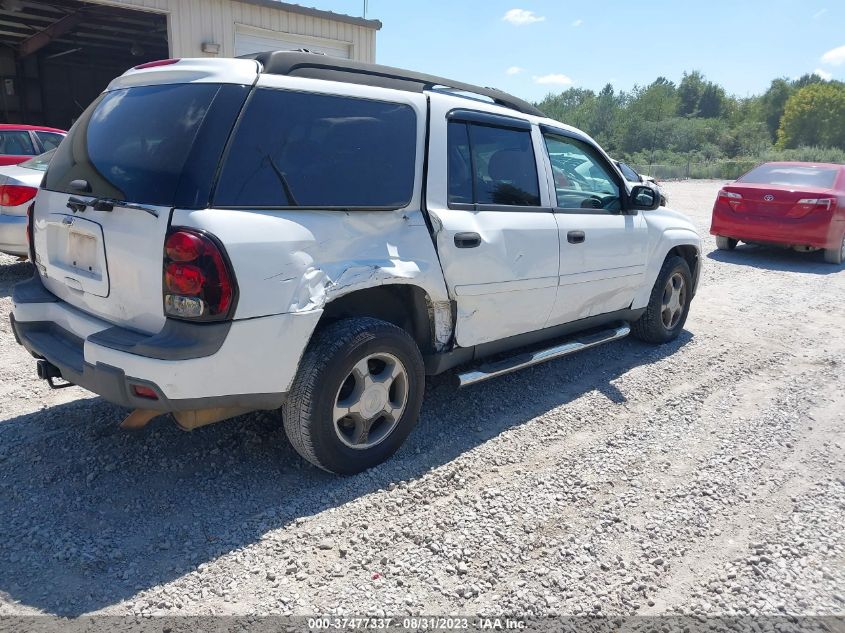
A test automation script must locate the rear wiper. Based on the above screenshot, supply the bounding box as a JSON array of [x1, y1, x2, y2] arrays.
[[67, 196, 159, 218]]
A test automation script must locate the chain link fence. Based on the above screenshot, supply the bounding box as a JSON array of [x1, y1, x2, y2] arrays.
[[630, 160, 760, 181]]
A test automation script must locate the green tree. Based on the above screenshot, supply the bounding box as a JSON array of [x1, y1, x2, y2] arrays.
[[677, 71, 705, 116], [777, 82, 845, 149], [759, 78, 793, 141]]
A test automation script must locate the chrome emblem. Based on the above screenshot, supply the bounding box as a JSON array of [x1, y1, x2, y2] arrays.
[[763, 194, 774, 202]]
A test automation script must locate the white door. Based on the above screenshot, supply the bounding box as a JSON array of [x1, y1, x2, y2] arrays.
[[234, 25, 351, 58], [540, 129, 649, 326], [425, 95, 559, 348]]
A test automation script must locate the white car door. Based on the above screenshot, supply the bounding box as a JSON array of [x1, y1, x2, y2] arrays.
[[540, 127, 649, 326], [425, 95, 559, 347]]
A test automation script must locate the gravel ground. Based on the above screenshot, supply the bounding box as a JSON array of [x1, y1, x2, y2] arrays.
[[0, 180, 843, 619]]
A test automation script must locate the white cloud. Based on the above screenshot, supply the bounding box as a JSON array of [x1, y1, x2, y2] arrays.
[[572, 19, 583, 27], [821, 44, 845, 66], [502, 9, 545, 25], [505, 66, 524, 75], [813, 8, 827, 19], [533, 73, 573, 85], [814, 67, 833, 80]]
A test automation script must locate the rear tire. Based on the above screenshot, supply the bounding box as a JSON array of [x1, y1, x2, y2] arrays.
[[282, 317, 425, 475], [823, 234, 845, 265], [631, 256, 692, 344], [715, 235, 737, 251]]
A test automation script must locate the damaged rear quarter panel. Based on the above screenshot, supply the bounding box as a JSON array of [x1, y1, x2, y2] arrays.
[[171, 206, 452, 327]]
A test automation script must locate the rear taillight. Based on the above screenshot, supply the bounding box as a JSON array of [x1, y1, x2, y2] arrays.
[[795, 197, 836, 214], [25, 202, 35, 262], [133, 58, 180, 70], [0, 184, 37, 208], [717, 189, 743, 211], [163, 228, 236, 321]]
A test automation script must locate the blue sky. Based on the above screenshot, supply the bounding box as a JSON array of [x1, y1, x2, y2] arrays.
[[305, 0, 845, 102]]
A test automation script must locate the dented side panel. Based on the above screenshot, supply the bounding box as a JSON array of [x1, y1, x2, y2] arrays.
[[171, 207, 451, 323]]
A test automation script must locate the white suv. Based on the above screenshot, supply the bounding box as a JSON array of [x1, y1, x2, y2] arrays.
[[11, 52, 701, 474]]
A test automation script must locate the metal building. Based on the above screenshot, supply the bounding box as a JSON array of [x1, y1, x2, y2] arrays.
[[0, 0, 381, 129]]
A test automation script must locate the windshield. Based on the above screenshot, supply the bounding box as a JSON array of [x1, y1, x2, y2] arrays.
[[738, 164, 839, 189], [19, 148, 56, 172], [44, 83, 244, 207]]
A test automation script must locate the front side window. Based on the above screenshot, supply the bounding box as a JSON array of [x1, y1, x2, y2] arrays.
[[617, 161, 641, 183], [0, 131, 36, 156], [214, 89, 417, 208], [544, 133, 621, 212], [448, 120, 540, 207]]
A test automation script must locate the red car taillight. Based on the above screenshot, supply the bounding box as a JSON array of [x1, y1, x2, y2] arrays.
[[25, 202, 35, 262], [0, 184, 37, 207], [163, 228, 236, 321], [794, 197, 836, 215], [717, 189, 743, 211]]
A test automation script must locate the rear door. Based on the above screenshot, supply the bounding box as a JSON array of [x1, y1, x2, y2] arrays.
[[35, 75, 250, 334], [426, 95, 559, 347], [540, 128, 648, 325]]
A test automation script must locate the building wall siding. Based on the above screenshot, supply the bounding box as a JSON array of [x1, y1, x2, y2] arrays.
[[87, 0, 377, 62]]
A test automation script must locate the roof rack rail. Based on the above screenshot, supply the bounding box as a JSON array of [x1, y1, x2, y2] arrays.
[[240, 50, 545, 117]]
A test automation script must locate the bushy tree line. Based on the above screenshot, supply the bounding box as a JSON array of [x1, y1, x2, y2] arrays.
[[535, 71, 845, 167]]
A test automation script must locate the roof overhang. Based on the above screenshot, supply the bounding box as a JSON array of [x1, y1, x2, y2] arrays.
[[234, 0, 382, 30]]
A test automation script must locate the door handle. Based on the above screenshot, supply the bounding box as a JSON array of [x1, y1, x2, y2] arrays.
[[567, 230, 586, 244], [454, 232, 481, 248]]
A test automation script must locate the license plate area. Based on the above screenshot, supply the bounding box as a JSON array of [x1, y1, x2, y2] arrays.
[[43, 214, 110, 297]]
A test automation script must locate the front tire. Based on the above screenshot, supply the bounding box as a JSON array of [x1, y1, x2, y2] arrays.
[[282, 317, 425, 475], [631, 256, 692, 344], [715, 235, 737, 250], [823, 233, 845, 265]]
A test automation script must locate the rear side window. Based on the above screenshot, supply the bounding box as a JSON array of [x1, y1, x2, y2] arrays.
[[35, 131, 64, 152], [0, 131, 36, 155], [214, 89, 417, 208], [738, 164, 838, 189], [45, 83, 238, 206], [448, 120, 540, 207]]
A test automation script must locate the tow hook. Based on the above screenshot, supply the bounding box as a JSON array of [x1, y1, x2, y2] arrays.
[[36, 359, 74, 389]]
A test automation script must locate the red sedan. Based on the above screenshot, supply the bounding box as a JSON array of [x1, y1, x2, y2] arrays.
[[0, 124, 66, 166], [711, 161, 845, 264]]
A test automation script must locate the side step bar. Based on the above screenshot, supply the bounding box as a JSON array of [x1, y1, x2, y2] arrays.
[[456, 323, 631, 387]]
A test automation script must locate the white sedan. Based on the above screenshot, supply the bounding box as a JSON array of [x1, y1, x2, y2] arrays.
[[0, 149, 53, 257]]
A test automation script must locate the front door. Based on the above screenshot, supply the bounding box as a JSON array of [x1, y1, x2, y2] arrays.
[[540, 128, 649, 326], [425, 96, 559, 347]]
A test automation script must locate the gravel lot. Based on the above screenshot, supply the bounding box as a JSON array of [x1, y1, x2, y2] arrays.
[[0, 180, 843, 619]]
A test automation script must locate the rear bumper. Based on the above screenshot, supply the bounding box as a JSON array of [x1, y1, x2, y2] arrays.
[[710, 205, 842, 249], [0, 213, 26, 257], [11, 275, 322, 412]]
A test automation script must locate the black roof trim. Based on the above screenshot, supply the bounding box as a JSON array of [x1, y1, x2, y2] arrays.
[[242, 51, 545, 117]]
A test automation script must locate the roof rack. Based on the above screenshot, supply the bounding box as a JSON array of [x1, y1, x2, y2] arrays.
[[241, 50, 545, 117]]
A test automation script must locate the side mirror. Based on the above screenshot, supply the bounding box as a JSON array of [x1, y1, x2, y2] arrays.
[[629, 184, 660, 211]]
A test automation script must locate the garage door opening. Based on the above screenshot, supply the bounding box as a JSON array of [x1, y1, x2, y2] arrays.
[[0, 0, 168, 129]]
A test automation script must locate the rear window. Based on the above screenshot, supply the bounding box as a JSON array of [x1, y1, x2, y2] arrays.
[[738, 164, 839, 189], [45, 84, 240, 207], [214, 88, 417, 208], [20, 148, 55, 172]]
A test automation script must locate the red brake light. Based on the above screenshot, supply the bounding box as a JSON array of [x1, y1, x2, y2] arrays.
[[717, 189, 743, 211], [165, 263, 205, 295], [163, 228, 236, 321], [133, 58, 180, 70], [165, 230, 204, 262], [0, 185, 37, 207]]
